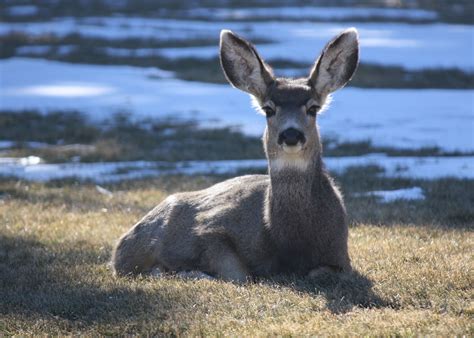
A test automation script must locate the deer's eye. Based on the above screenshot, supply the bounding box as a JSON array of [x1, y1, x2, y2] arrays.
[[307, 105, 321, 117], [262, 106, 276, 117]]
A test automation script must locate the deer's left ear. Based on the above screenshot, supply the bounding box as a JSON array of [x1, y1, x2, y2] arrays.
[[309, 28, 359, 95]]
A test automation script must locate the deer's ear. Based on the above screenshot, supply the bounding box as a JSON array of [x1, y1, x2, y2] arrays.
[[309, 28, 359, 95], [219, 30, 274, 98]]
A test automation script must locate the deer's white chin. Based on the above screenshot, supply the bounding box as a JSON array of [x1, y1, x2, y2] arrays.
[[270, 144, 308, 171], [270, 156, 309, 171], [282, 143, 303, 154]]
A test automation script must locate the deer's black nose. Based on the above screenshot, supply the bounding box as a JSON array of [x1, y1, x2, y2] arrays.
[[278, 128, 306, 146]]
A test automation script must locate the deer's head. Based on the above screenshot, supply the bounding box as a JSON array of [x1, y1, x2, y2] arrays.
[[219, 28, 359, 171]]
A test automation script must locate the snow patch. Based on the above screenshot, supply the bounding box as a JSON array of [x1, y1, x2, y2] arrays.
[[0, 155, 473, 182], [0, 158, 267, 182], [96, 185, 113, 197], [355, 187, 425, 202], [0, 156, 42, 166], [11, 83, 116, 97]]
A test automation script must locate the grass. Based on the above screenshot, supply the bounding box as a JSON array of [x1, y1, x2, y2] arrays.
[[0, 170, 472, 335], [0, 111, 265, 162], [0, 32, 272, 58], [0, 3, 472, 331], [272, 59, 474, 90]]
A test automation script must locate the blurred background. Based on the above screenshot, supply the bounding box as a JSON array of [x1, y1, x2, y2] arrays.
[[0, 0, 473, 181]]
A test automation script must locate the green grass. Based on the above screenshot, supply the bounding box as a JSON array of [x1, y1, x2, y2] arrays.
[[0, 171, 472, 335]]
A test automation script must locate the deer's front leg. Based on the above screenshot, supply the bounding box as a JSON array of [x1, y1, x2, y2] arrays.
[[208, 248, 250, 283], [202, 238, 250, 283]]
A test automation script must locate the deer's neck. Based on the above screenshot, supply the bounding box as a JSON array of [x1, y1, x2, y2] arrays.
[[268, 152, 322, 199], [265, 153, 323, 248]]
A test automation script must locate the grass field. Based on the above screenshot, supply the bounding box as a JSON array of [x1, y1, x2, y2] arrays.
[[1, 173, 472, 335], [1, 0, 472, 334]]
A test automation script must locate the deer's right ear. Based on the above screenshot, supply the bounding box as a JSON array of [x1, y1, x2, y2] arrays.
[[219, 30, 274, 98]]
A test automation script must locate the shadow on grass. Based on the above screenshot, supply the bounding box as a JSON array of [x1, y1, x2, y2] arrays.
[[1, 233, 392, 330], [266, 269, 393, 314], [0, 235, 187, 331]]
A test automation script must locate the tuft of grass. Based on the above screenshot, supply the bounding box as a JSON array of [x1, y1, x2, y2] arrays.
[[0, 170, 472, 335]]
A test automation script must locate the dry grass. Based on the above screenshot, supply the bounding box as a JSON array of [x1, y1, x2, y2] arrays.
[[0, 175, 472, 335]]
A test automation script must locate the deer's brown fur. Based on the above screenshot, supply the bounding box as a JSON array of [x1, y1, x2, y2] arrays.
[[112, 28, 360, 282]]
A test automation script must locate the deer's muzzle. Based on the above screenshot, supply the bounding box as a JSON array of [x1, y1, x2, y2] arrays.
[[278, 128, 306, 147]]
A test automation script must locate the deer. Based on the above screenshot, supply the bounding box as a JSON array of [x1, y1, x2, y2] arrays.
[[112, 28, 359, 282]]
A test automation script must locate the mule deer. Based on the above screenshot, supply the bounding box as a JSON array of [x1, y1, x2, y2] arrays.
[[112, 28, 359, 282]]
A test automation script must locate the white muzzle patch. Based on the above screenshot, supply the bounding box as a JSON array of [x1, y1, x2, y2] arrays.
[[270, 153, 309, 171], [282, 143, 303, 154]]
